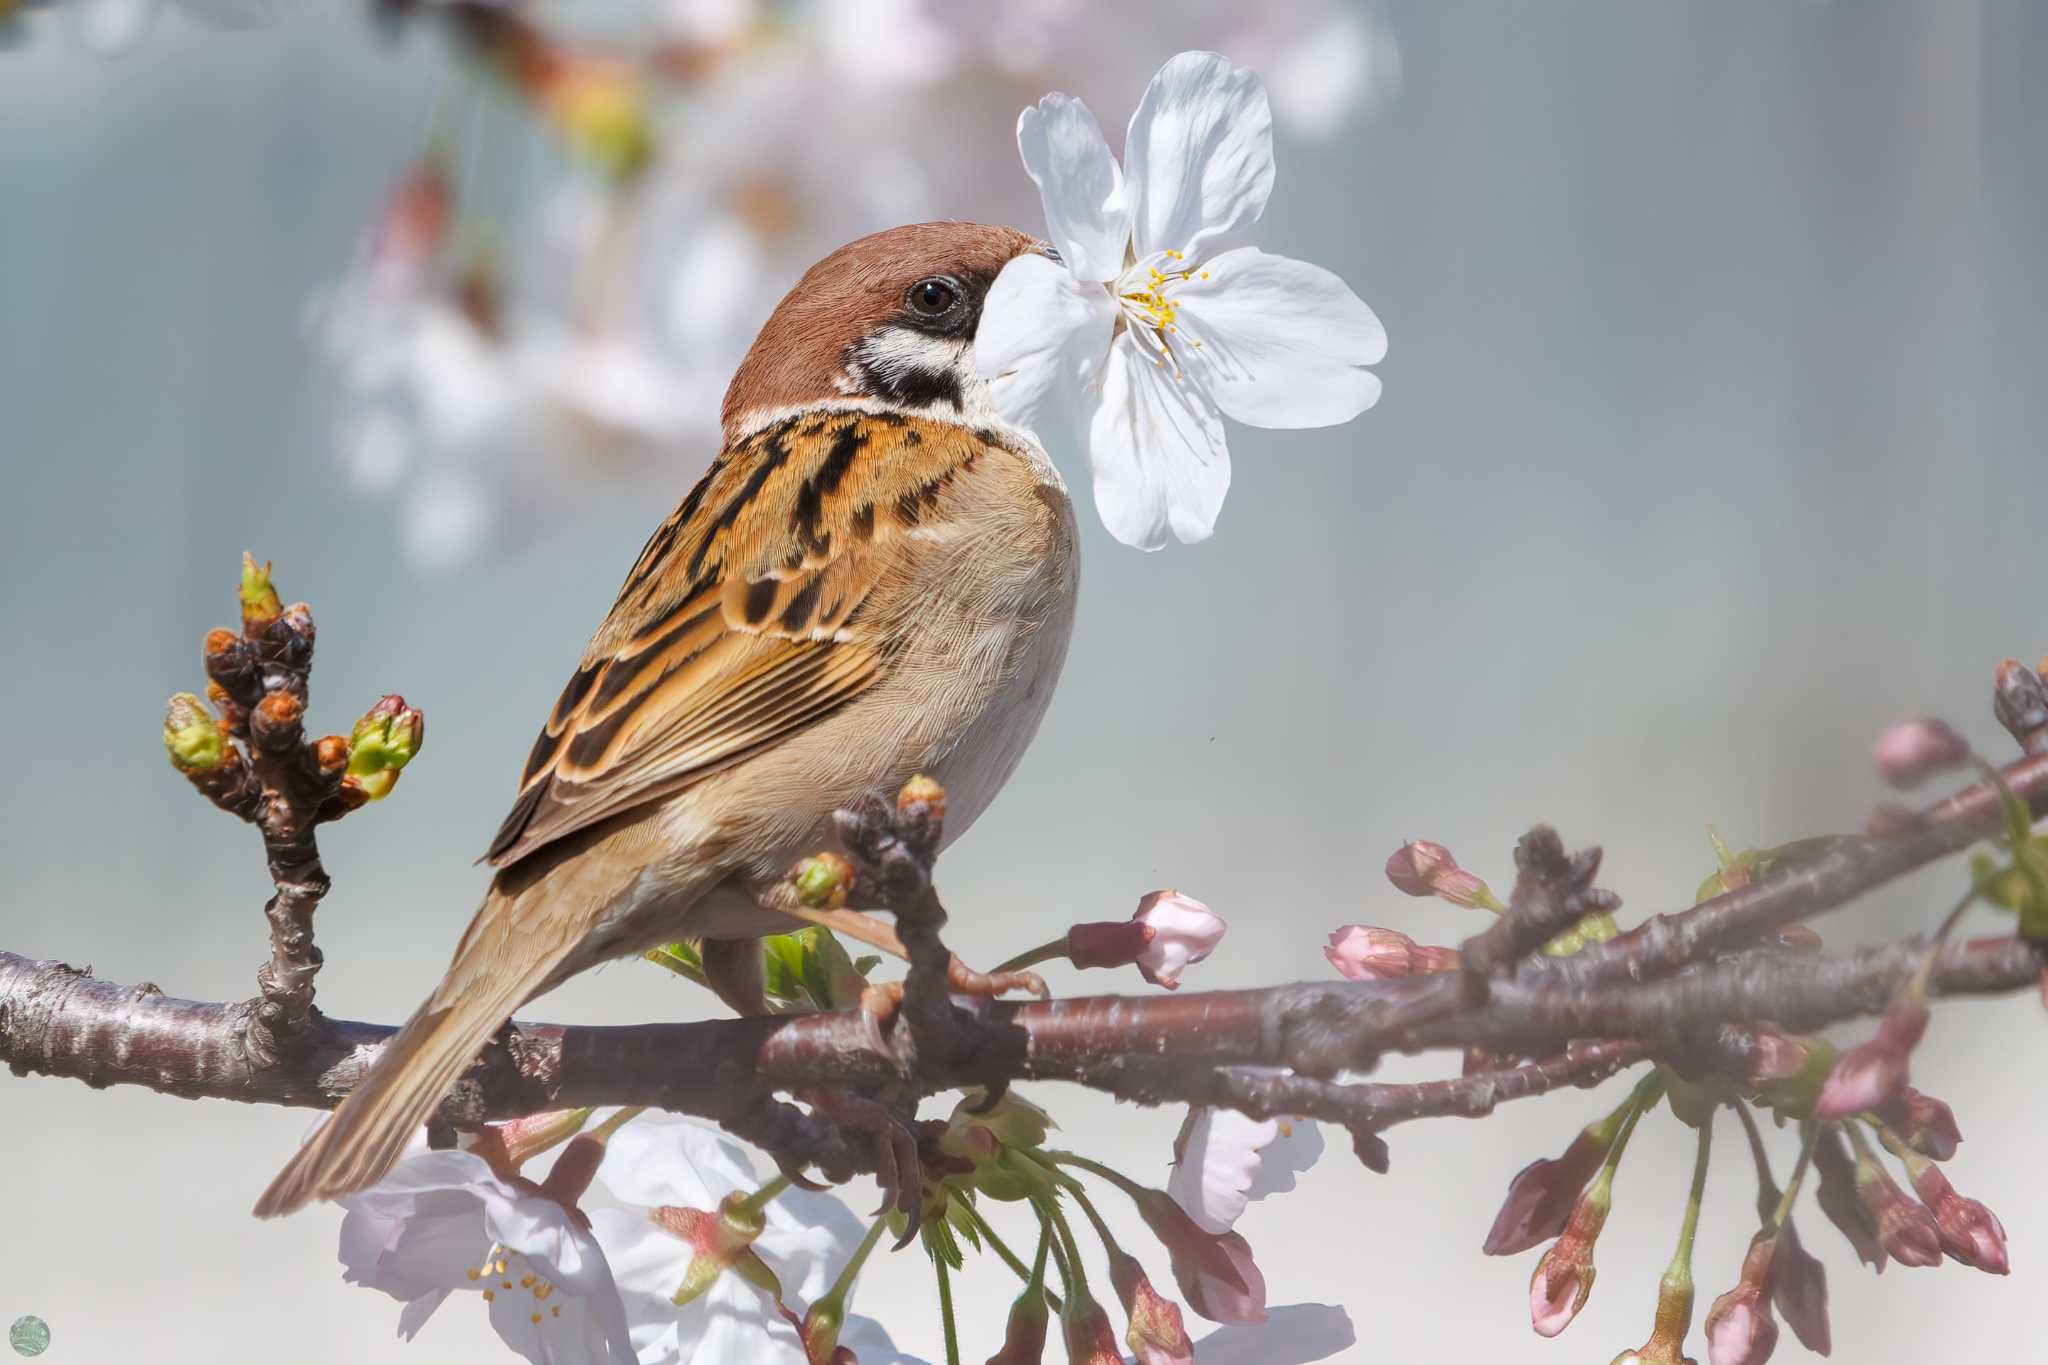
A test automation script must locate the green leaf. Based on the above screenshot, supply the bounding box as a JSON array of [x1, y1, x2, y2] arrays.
[[759, 934, 809, 1002], [853, 955, 882, 977]]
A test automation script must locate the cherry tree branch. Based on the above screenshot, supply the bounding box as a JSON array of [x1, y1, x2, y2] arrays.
[[6, 561, 2047, 1189]]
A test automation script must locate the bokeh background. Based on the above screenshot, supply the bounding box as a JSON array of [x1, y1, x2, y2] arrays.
[[5, 1, 2047, 1361]]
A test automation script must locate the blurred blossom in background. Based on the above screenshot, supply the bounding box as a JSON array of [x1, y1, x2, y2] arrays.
[[5, 2, 2048, 1363], [263, 0, 1398, 569]]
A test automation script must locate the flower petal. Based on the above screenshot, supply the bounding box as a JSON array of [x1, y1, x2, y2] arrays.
[[1170, 1109, 1279, 1234], [1017, 94, 1131, 282], [1125, 52, 1275, 261], [976, 253, 1116, 432], [1084, 333, 1232, 550], [1177, 248, 1385, 429]]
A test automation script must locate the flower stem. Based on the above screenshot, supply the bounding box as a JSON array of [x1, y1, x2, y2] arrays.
[[1733, 1100, 1783, 1221], [1765, 1122, 1821, 1233], [958, 1198, 1065, 1312], [587, 1105, 646, 1143], [990, 938, 1069, 978], [732, 1172, 794, 1220], [1044, 1149, 1141, 1200], [1672, 1114, 1712, 1273], [1043, 1195, 1092, 1297], [935, 1253, 961, 1365], [824, 1215, 890, 1308]]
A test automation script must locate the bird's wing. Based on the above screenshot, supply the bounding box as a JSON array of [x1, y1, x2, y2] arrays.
[[484, 409, 991, 868]]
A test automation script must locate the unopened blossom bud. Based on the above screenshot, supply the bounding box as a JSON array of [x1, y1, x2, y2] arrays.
[[1324, 925, 1459, 981], [1131, 891, 1225, 990], [1485, 1117, 1617, 1256], [1384, 840, 1497, 909], [1813, 993, 1928, 1119], [1704, 1232, 1782, 1365], [1872, 717, 1970, 789], [1875, 1087, 1961, 1161], [1061, 1290, 1124, 1365], [1910, 1162, 2009, 1274], [1108, 1250, 1194, 1365], [346, 694, 425, 800], [1529, 1175, 1611, 1338], [987, 1284, 1049, 1365], [163, 693, 226, 772], [1130, 1186, 1267, 1325], [1813, 1127, 1886, 1271], [239, 552, 281, 631], [793, 851, 855, 909], [1854, 1155, 1944, 1268], [371, 155, 450, 283], [1992, 658, 2048, 752], [896, 772, 946, 820]]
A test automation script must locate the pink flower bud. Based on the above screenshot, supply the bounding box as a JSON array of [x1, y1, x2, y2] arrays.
[[1873, 717, 1970, 789], [1323, 925, 1460, 981], [1131, 892, 1226, 990], [1109, 1250, 1195, 1365], [1813, 995, 1928, 1119], [1060, 1293, 1124, 1365], [1704, 1286, 1778, 1365], [1854, 1158, 1944, 1268], [1528, 1178, 1612, 1337], [986, 1285, 1049, 1365], [1875, 1087, 1961, 1161], [1131, 1187, 1267, 1325], [1485, 1125, 1612, 1256], [1704, 1235, 1781, 1365], [1911, 1163, 2009, 1274], [1384, 840, 1494, 908], [370, 156, 451, 287]]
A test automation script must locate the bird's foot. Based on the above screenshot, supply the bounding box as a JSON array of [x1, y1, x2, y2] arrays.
[[805, 1088, 925, 1243]]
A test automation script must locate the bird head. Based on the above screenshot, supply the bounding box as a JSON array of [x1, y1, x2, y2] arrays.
[[722, 221, 1047, 440]]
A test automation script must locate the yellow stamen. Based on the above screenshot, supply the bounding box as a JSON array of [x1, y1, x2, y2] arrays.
[[482, 1290, 496, 1302]]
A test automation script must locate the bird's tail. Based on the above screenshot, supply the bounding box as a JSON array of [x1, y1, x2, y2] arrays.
[[253, 881, 578, 1218]]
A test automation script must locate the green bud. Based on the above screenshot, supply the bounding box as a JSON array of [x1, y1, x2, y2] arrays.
[[792, 852, 854, 910], [163, 693, 226, 772], [972, 1147, 1054, 1203], [1541, 910, 1619, 957], [239, 552, 281, 629], [347, 694, 424, 800]]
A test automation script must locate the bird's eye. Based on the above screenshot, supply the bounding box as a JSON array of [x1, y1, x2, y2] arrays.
[[907, 277, 959, 317]]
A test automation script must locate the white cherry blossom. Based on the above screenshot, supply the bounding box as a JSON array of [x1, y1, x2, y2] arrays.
[[589, 1113, 868, 1364], [977, 50, 1386, 550], [337, 1144, 637, 1365]]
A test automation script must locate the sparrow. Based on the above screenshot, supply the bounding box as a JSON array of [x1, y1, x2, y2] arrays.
[[257, 221, 1077, 1217]]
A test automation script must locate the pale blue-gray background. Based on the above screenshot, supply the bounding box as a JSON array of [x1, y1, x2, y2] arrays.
[[4, 3, 2045, 1362]]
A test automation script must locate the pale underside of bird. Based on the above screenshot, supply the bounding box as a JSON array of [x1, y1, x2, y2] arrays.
[[257, 221, 1077, 1217]]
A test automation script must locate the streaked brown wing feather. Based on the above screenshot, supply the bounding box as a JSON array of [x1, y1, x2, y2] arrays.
[[484, 409, 986, 867]]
